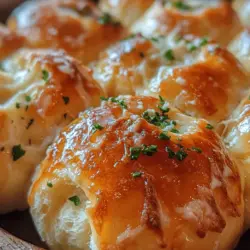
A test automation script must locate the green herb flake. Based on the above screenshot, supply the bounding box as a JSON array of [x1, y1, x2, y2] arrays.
[[25, 96, 31, 102], [26, 119, 34, 129], [176, 149, 188, 161], [170, 128, 179, 134], [130, 147, 142, 160], [62, 96, 70, 105], [98, 13, 120, 26], [93, 123, 104, 132], [206, 123, 214, 130], [131, 171, 142, 178], [164, 49, 175, 61], [159, 132, 171, 140], [110, 97, 127, 109], [200, 38, 208, 47], [100, 96, 109, 101], [68, 195, 81, 206], [12, 144, 26, 161], [165, 146, 175, 158], [151, 37, 159, 42], [42, 70, 49, 82], [172, 1, 191, 11], [47, 182, 53, 188], [16, 103, 20, 109], [192, 147, 202, 153], [142, 145, 158, 156]]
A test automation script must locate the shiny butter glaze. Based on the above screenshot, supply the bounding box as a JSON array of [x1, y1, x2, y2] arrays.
[[7, 0, 127, 64], [93, 35, 249, 125], [132, 0, 242, 46], [0, 49, 103, 213], [29, 96, 243, 250]]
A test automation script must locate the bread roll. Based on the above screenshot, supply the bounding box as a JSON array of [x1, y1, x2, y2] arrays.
[[222, 94, 250, 228], [0, 49, 103, 213], [7, 0, 127, 64], [29, 95, 243, 250], [132, 0, 242, 46], [93, 34, 249, 125], [99, 0, 154, 27]]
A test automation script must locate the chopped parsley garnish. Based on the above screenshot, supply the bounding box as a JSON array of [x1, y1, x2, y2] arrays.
[[12, 144, 26, 161], [158, 96, 170, 113], [142, 145, 158, 156], [172, 1, 191, 10], [68, 196, 81, 206], [42, 70, 49, 83], [165, 146, 175, 158], [142, 110, 169, 127], [206, 123, 214, 130], [110, 97, 127, 109], [98, 13, 120, 25], [131, 171, 142, 178], [16, 103, 20, 109], [100, 96, 109, 101], [62, 96, 70, 105], [170, 128, 179, 134], [187, 37, 208, 52], [130, 147, 142, 160], [151, 37, 159, 42], [176, 149, 188, 161], [47, 182, 53, 188], [130, 144, 157, 160], [93, 123, 104, 132], [187, 44, 197, 52], [164, 49, 175, 61], [192, 147, 202, 153], [200, 38, 208, 47], [159, 132, 171, 140], [26, 119, 34, 129], [25, 95, 31, 102]]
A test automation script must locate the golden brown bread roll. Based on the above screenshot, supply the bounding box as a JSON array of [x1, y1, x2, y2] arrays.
[[132, 0, 242, 46], [7, 0, 127, 64], [99, 0, 154, 27], [93, 34, 249, 125], [222, 94, 250, 228], [0, 49, 103, 214], [29, 95, 244, 250]]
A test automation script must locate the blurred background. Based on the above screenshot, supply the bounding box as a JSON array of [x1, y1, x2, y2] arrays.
[[0, 0, 24, 22]]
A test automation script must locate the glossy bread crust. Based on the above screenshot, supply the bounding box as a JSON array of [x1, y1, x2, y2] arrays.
[[132, 0, 242, 46], [0, 49, 103, 213], [29, 96, 243, 250], [93, 35, 249, 124], [7, 0, 127, 64]]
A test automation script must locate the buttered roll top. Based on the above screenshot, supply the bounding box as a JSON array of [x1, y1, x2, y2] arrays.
[[93, 34, 249, 125], [132, 0, 242, 47], [7, 0, 127, 64], [29, 96, 243, 250], [0, 49, 103, 213]]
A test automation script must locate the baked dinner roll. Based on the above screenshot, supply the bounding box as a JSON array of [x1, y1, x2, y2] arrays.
[[0, 25, 25, 61], [0, 49, 103, 214], [229, 29, 250, 74], [7, 0, 127, 64], [132, 0, 242, 46], [99, 0, 154, 27], [222, 94, 250, 227], [233, 0, 250, 27], [29, 95, 244, 250], [93, 34, 249, 125]]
